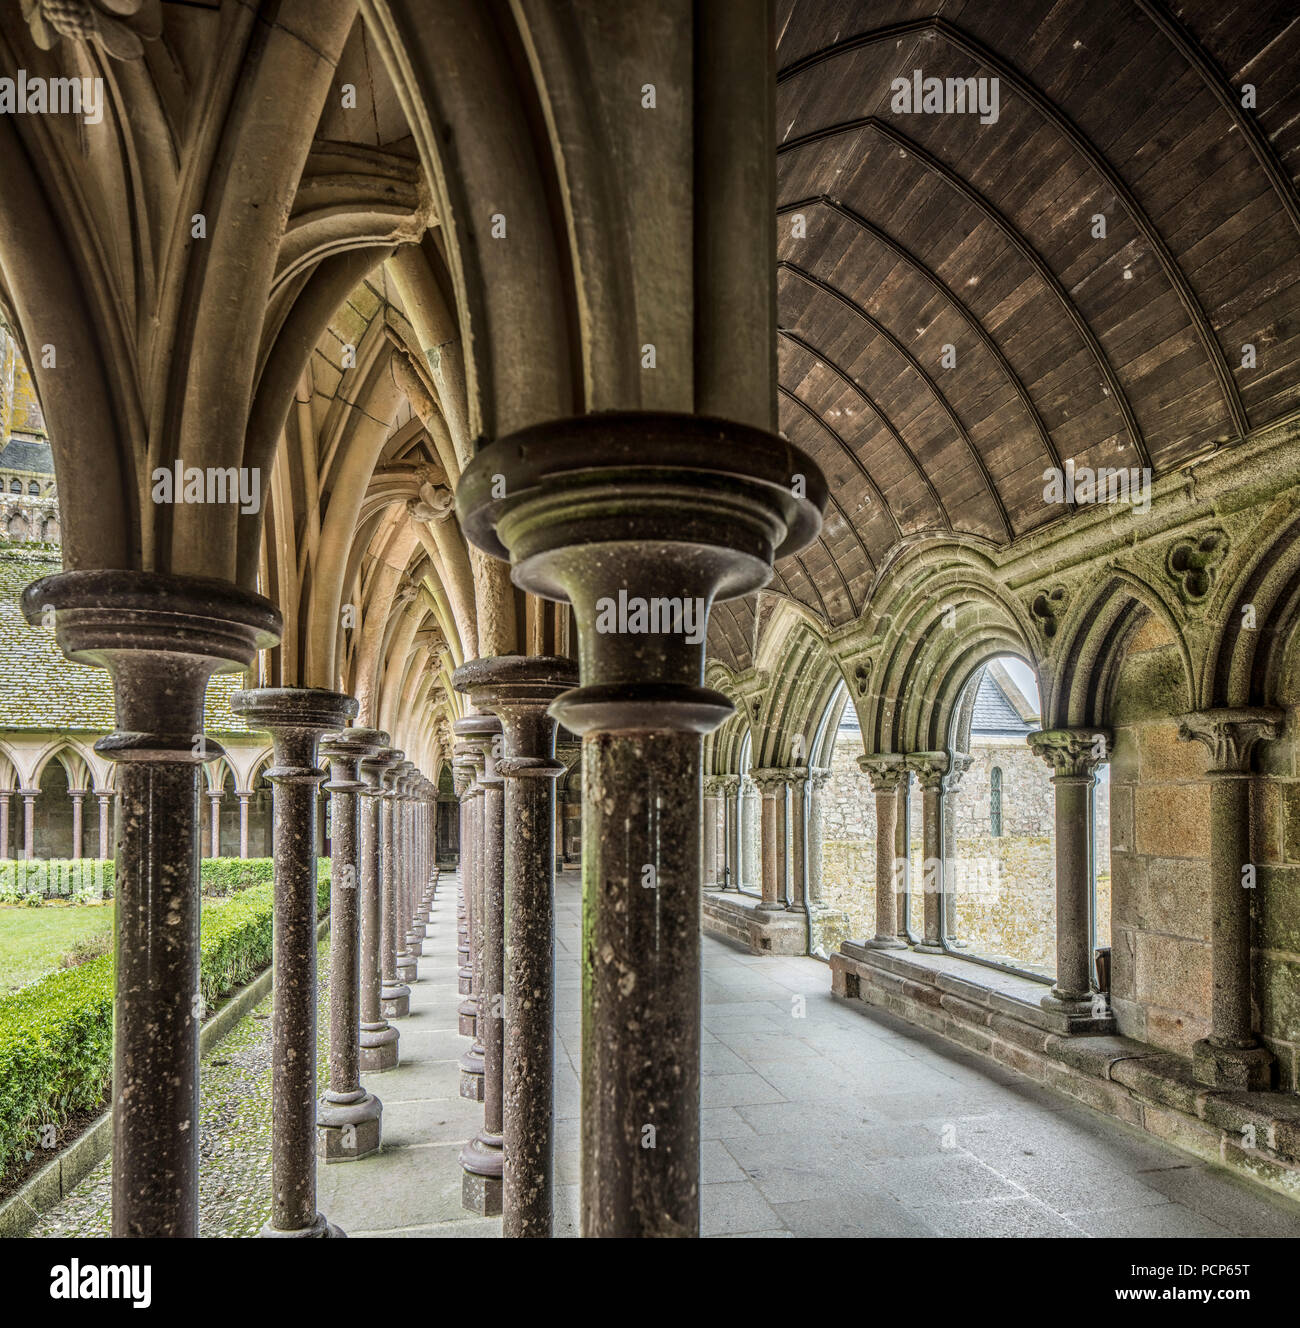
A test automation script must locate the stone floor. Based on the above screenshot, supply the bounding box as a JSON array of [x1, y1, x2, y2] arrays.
[[324, 869, 1300, 1239], [28, 867, 1300, 1238]]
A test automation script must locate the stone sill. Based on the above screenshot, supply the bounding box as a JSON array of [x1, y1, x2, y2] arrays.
[[831, 945, 1300, 1206], [702, 889, 806, 955]]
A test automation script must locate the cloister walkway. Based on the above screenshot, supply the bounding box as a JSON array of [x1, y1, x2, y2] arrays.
[[325, 870, 1300, 1239]]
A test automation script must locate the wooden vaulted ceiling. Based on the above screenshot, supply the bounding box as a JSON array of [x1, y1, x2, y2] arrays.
[[710, 0, 1300, 669]]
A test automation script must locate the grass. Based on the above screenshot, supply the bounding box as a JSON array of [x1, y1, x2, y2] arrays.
[[0, 897, 237, 995]]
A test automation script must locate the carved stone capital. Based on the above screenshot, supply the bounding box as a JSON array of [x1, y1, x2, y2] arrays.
[[716, 774, 741, 794], [748, 766, 791, 795], [1027, 729, 1111, 779], [25, 0, 162, 60], [904, 751, 949, 790], [1177, 707, 1283, 774], [805, 767, 831, 792], [858, 753, 905, 793]]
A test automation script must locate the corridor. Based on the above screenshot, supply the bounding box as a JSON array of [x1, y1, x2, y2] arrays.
[[319, 871, 1300, 1239]]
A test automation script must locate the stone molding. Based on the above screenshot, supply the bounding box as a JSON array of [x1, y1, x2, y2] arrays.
[[1177, 707, 1284, 773], [748, 766, 791, 794], [858, 753, 905, 792], [904, 751, 948, 790]]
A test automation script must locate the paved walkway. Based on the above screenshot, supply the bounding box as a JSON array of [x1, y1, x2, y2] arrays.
[[325, 869, 1300, 1238]]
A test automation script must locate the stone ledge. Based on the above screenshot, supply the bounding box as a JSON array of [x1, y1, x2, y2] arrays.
[[831, 946, 1300, 1206], [703, 892, 806, 955]]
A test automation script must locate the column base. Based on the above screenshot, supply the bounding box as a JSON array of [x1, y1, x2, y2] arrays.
[[317, 1090, 383, 1162], [458, 998, 477, 1036], [410, 922, 427, 939], [457, 967, 472, 995], [405, 935, 425, 957], [913, 943, 945, 955], [866, 934, 908, 950], [259, 1213, 346, 1238], [395, 956, 418, 983], [461, 1135, 504, 1216], [359, 1023, 399, 1071], [459, 1045, 485, 1100], [1192, 1038, 1275, 1091], [380, 982, 410, 1018]]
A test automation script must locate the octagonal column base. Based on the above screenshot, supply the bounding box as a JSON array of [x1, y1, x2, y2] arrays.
[[359, 1022, 399, 1072], [317, 1090, 383, 1162], [260, 1212, 346, 1239], [460, 1132, 504, 1216], [1193, 1038, 1275, 1091], [381, 982, 410, 1019]]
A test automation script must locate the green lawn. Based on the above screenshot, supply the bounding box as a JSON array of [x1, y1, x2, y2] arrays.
[[0, 897, 235, 994]]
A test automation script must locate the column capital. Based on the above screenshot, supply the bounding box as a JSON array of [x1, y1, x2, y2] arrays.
[[716, 774, 741, 793], [904, 750, 949, 790], [454, 654, 576, 778], [454, 711, 503, 786], [748, 766, 791, 794], [943, 751, 973, 794], [702, 775, 726, 796], [858, 753, 905, 792], [322, 727, 388, 793], [1027, 728, 1111, 779], [1177, 707, 1283, 774], [231, 687, 359, 781]]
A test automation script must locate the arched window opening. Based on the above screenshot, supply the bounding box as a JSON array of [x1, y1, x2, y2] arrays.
[[737, 730, 759, 895], [813, 681, 871, 948], [944, 656, 1056, 980]]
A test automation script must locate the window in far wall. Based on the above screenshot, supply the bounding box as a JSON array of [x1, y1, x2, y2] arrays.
[[990, 766, 1003, 837]]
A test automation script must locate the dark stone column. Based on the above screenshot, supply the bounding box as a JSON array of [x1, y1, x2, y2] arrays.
[[318, 727, 388, 1160], [359, 748, 400, 1070], [702, 777, 722, 889], [452, 707, 504, 1205], [457, 412, 825, 1238], [1178, 709, 1282, 1089], [392, 763, 418, 983], [1029, 729, 1111, 1022], [453, 751, 475, 1014], [720, 774, 740, 890], [456, 735, 487, 1098], [23, 570, 279, 1238], [941, 753, 971, 948], [905, 753, 948, 953], [786, 770, 807, 911], [860, 756, 907, 948], [230, 687, 357, 1239], [457, 655, 576, 1236], [751, 768, 789, 911], [379, 753, 411, 1018]]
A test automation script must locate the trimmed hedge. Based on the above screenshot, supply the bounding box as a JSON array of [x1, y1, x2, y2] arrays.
[[0, 859, 115, 901], [0, 862, 332, 1185]]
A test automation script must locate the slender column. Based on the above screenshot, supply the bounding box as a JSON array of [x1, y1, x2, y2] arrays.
[[359, 749, 400, 1070], [379, 753, 411, 1018], [1177, 709, 1282, 1089], [457, 656, 576, 1234], [457, 741, 487, 1097], [453, 748, 476, 1017], [702, 777, 721, 889], [941, 753, 972, 948], [203, 790, 220, 858], [453, 708, 504, 1198], [96, 792, 111, 859], [805, 768, 829, 906], [905, 753, 948, 953], [69, 789, 86, 860], [897, 774, 912, 939], [317, 727, 387, 1160], [860, 756, 907, 947], [390, 764, 418, 982], [720, 774, 740, 889], [0, 791, 10, 859], [750, 769, 790, 912], [238, 791, 251, 858], [786, 770, 807, 910], [23, 570, 279, 1238], [20, 788, 36, 859], [231, 687, 357, 1239], [1028, 729, 1110, 1018]]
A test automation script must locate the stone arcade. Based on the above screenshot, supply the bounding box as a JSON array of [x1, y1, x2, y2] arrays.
[[3, 0, 1300, 1243]]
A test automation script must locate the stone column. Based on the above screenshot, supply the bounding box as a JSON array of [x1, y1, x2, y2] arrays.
[[905, 753, 948, 953], [23, 570, 279, 1238], [400, 772, 424, 960], [942, 753, 972, 948], [237, 790, 251, 858], [96, 792, 111, 860], [750, 768, 790, 912], [69, 788, 86, 860], [897, 772, 912, 939], [786, 770, 807, 910], [379, 754, 411, 1018], [390, 764, 417, 982], [718, 774, 739, 890], [456, 736, 487, 1099], [452, 706, 504, 1207], [860, 755, 907, 948], [702, 777, 721, 888], [0, 791, 10, 859], [20, 788, 36, 860], [204, 786, 221, 860], [230, 687, 357, 1239], [452, 748, 477, 1026], [359, 748, 400, 1071], [805, 768, 829, 906], [1028, 729, 1111, 1019], [457, 656, 576, 1236], [1178, 709, 1282, 1089], [317, 727, 387, 1161]]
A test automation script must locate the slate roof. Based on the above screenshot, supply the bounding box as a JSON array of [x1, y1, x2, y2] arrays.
[[0, 439, 54, 474], [0, 546, 253, 734], [972, 670, 1037, 736]]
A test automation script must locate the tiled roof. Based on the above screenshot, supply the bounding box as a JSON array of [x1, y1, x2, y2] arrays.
[[0, 547, 253, 735]]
